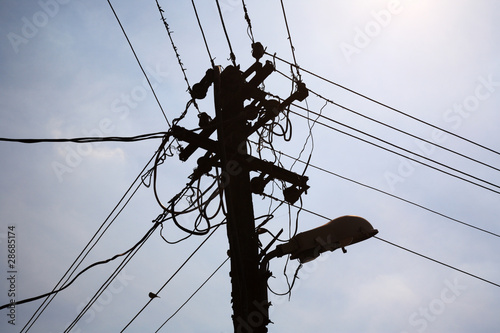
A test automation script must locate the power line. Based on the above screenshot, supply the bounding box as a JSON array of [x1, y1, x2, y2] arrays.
[[263, 194, 500, 290], [265, 51, 500, 157], [120, 223, 223, 332], [155, 257, 230, 332], [64, 226, 153, 333], [0, 222, 161, 311], [155, 0, 199, 112], [285, 102, 500, 195], [0, 132, 168, 144], [375, 236, 500, 288], [190, 0, 215, 67], [273, 148, 500, 239], [300, 78, 500, 174], [106, 0, 171, 126], [21, 154, 152, 332], [278, 0, 301, 81], [241, 0, 255, 42], [273, 68, 500, 176], [215, 0, 237, 66]]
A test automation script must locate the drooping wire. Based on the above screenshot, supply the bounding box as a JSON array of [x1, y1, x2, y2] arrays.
[[0, 221, 161, 311], [308, 85, 500, 173], [107, 0, 171, 126], [190, 0, 216, 67], [266, 51, 500, 157], [263, 194, 500, 290], [64, 219, 158, 332], [155, 0, 200, 112], [0, 132, 169, 144], [215, 0, 237, 66], [375, 236, 500, 288], [263, 79, 500, 194], [278, 0, 301, 81], [273, 68, 500, 174], [285, 100, 500, 195], [155, 257, 230, 332], [120, 223, 223, 332], [272, 148, 500, 239], [241, 0, 255, 42], [21, 150, 159, 332], [289, 99, 326, 174]]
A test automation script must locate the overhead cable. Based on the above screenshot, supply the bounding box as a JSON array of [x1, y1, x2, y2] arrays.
[[0, 222, 161, 311], [107, 0, 171, 126], [266, 51, 500, 157], [120, 223, 222, 332], [273, 68, 500, 174], [22, 153, 153, 332], [241, 0, 255, 42], [286, 103, 500, 195], [190, 0, 215, 67], [278, 0, 301, 81], [0, 132, 169, 144], [215, 0, 237, 66], [64, 223, 155, 333], [272, 148, 500, 239], [155, 257, 230, 332], [155, 0, 200, 111], [306, 81, 500, 173], [264, 194, 500, 290]]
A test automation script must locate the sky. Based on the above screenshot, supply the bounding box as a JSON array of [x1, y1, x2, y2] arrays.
[[0, 0, 499, 332]]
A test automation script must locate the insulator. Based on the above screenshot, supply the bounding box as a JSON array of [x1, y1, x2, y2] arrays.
[[190, 68, 214, 100], [198, 112, 211, 128], [251, 42, 265, 60], [283, 186, 303, 204]]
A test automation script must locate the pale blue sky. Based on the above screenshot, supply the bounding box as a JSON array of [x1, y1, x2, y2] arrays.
[[1, 1, 499, 332]]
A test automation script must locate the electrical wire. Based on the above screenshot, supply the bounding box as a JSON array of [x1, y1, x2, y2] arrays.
[[278, 0, 301, 81], [64, 223, 153, 333], [273, 149, 500, 239], [374, 236, 500, 288], [120, 223, 223, 332], [263, 194, 500, 290], [107, 0, 171, 126], [0, 132, 169, 144], [241, 0, 255, 42], [0, 222, 161, 311], [21, 150, 159, 332], [155, 257, 230, 332], [215, 0, 237, 66], [23, 180, 144, 331], [190, 0, 215, 67], [273, 68, 500, 174], [155, 0, 200, 112], [285, 102, 500, 195], [265, 51, 500, 157], [309, 85, 500, 173]]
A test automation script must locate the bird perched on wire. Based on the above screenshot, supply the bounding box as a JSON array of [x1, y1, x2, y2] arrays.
[[148, 292, 160, 299]]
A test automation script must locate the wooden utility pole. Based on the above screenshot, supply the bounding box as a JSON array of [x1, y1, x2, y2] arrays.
[[213, 65, 269, 332], [171, 57, 309, 332]]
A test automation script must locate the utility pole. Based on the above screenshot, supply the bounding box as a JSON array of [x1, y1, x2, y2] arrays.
[[171, 52, 309, 332], [213, 64, 269, 333]]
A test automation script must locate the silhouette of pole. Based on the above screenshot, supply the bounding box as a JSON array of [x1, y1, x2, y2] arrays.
[[213, 65, 270, 333]]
